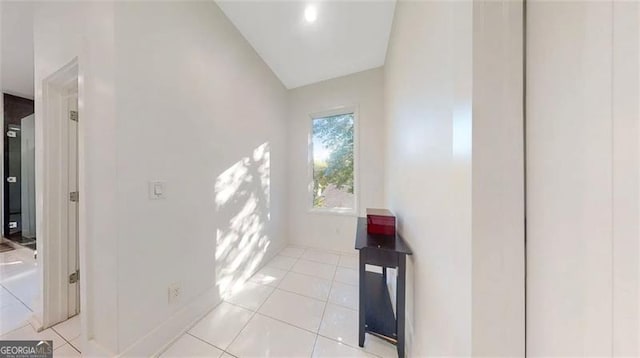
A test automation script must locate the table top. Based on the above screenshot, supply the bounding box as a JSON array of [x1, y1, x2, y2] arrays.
[[355, 217, 413, 255]]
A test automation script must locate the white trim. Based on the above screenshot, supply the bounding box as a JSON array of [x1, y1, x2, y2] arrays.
[[135, 245, 284, 357], [307, 208, 358, 216], [307, 105, 360, 216], [119, 286, 221, 358], [81, 339, 118, 358], [38, 59, 80, 328]]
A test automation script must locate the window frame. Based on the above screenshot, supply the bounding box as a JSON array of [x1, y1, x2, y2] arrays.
[[307, 105, 359, 216]]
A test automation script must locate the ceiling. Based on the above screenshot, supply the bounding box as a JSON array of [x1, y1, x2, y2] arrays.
[[216, 0, 396, 89], [1, 1, 35, 99], [0, 1, 395, 97]]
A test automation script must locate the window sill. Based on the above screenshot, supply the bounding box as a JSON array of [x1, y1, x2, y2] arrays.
[[308, 208, 358, 217]]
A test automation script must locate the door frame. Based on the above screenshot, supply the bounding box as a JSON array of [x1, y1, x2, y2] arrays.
[[65, 86, 79, 317], [38, 59, 82, 328]]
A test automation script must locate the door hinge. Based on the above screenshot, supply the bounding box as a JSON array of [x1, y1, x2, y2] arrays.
[[69, 270, 79, 284], [69, 111, 78, 122], [69, 191, 79, 202]]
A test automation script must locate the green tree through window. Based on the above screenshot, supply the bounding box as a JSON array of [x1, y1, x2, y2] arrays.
[[312, 113, 354, 209]]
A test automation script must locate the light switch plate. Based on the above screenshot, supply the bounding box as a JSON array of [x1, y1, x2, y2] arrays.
[[149, 181, 166, 200]]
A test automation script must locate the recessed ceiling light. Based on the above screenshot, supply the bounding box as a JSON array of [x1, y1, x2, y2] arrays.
[[304, 4, 317, 23]]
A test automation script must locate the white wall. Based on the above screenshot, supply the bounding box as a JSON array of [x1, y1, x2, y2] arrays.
[[1, 0, 34, 99], [384, 0, 524, 356], [287, 68, 385, 253], [612, 3, 640, 354], [33, 2, 118, 354], [527, 1, 639, 355], [34, 1, 288, 355], [113, 1, 288, 353], [384, 1, 473, 355]]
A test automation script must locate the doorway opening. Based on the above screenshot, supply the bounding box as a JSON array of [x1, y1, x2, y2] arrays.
[[40, 59, 81, 330], [3, 93, 36, 250]]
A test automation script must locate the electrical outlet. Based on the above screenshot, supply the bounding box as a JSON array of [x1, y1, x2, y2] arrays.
[[168, 282, 181, 304]]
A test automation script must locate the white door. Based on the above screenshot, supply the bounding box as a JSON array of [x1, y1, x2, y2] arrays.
[[526, 1, 639, 355], [67, 90, 80, 317]]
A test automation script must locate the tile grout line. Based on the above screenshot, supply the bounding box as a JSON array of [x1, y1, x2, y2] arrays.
[[314, 331, 384, 358], [261, 248, 379, 356], [156, 296, 229, 357], [272, 280, 331, 302], [185, 332, 227, 354], [259, 266, 358, 304], [0, 322, 31, 338], [0, 282, 35, 313], [304, 247, 386, 358], [65, 337, 81, 354], [205, 292, 259, 356], [0, 278, 35, 339], [311, 255, 339, 357], [223, 293, 359, 343], [262, 247, 325, 357], [158, 246, 291, 357], [274, 252, 341, 308], [222, 247, 306, 357], [51, 325, 80, 353], [250, 312, 319, 338], [183, 248, 288, 356], [164, 246, 384, 358], [273, 264, 335, 283], [280, 261, 358, 310], [161, 247, 299, 356], [310, 335, 321, 357], [202, 286, 271, 356], [266, 286, 328, 305]]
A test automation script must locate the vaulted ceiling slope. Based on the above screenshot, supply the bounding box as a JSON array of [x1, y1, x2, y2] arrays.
[[216, 0, 396, 89]]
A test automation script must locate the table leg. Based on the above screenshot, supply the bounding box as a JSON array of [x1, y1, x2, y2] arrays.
[[397, 255, 406, 358], [359, 251, 366, 347]]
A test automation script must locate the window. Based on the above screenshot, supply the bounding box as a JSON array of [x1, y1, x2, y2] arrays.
[[311, 111, 356, 213]]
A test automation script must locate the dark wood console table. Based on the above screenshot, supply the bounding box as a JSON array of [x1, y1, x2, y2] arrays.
[[355, 217, 412, 358]]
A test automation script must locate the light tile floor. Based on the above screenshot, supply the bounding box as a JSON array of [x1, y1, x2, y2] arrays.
[[0, 245, 38, 335], [162, 246, 397, 358], [0, 244, 81, 356], [1, 245, 397, 357]]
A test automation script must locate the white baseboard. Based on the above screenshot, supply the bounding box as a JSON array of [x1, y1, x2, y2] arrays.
[[83, 338, 118, 358], [118, 286, 221, 358], [28, 314, 44, 332], [97, 244, 286, 357]]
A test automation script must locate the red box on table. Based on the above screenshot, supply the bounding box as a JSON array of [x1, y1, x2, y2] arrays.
[[366, 208, 396, 236]]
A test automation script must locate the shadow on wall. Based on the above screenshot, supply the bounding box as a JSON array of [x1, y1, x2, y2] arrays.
[[214, 142, 272, 298]]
